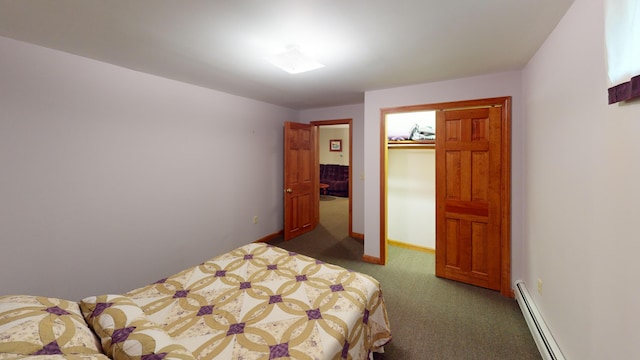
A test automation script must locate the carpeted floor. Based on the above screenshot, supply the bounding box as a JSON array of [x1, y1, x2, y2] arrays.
[[268, 196, 541, 359]]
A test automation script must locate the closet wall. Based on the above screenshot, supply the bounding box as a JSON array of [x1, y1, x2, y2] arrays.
[[387, 147, 436, 250]]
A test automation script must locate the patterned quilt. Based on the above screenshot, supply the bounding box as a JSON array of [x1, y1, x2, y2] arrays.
[[83, 243, 392, 360]]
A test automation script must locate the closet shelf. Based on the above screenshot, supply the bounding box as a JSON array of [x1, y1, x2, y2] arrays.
[[388, 140, 435, 148]]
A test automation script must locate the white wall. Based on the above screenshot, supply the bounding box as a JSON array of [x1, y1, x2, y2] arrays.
[[363, 72, 524, 282], [387, 148, 435, 249], [319, 126, 349, 165], [299, 104, 364, 234], [0, 36, 297, 301], [522, 0, 640, 358]]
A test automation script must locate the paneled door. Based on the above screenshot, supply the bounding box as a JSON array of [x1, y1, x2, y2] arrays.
[[283, 122, 318, 240], [435, 103, 508, 292]]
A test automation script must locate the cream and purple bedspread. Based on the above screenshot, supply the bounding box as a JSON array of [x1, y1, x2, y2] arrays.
[[1, 243, 391, 360]]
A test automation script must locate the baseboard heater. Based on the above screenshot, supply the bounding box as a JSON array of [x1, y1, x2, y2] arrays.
[[514, 280, 565, 360]]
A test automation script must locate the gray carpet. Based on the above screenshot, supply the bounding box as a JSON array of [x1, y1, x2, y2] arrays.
[[268, 196, 541, 359]]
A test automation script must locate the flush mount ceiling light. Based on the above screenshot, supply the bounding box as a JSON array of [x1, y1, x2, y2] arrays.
[[265, 47, 325, 74]]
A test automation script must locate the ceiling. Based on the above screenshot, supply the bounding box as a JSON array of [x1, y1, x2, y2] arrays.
[[0, 0, 574, 110]]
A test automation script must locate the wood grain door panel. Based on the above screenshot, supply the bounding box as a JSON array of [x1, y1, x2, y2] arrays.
[[284, 122, 317, 240], [436, 107, 502, 291]]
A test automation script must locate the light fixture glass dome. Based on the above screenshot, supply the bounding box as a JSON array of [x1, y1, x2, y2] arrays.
[[265, 47, 324, 74]]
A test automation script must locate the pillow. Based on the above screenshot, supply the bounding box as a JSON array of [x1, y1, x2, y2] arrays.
[[0, 295, 105, 358], [80, 295, 195, 360]]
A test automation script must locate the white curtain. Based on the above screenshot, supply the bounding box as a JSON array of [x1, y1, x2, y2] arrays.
[[605, 0, 640, 87]]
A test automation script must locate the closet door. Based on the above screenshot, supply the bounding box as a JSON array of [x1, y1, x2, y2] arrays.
[[435, 106, 504, 291]]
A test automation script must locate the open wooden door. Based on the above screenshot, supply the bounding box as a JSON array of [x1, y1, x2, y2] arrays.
[[435, 102, 509, 292], [283, 122, 318, 240]]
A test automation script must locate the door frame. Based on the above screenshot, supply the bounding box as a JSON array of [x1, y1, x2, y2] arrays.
[[311, 119, 353, 237], [379, 97, 512, 296]]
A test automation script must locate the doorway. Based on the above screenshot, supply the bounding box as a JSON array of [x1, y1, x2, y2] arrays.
[[386, 110, 437, 253], [311, 119, 353, 238], [380, 97, 512, 296]]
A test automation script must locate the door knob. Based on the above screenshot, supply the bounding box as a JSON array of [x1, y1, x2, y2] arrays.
[[285, 188, 293, 193]]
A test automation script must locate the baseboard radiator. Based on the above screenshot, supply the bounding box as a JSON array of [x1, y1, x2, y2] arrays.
[[514, 280, 565, 360]]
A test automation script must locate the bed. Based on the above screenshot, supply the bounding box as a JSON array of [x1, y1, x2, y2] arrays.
[[0, 243, 392, 360]]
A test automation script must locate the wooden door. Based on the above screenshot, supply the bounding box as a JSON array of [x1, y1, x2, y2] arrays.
[[435, 106, 504, 291], [283, 122, 318, 240]]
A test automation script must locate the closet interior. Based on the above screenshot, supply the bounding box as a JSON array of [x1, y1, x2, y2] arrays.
[[386, 110, 436, 252]]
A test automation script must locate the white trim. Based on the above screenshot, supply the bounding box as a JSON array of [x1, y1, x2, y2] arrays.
[[514, 280, 565, 360]]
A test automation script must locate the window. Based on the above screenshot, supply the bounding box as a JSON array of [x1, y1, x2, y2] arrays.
[[605, 0, 640, 104]]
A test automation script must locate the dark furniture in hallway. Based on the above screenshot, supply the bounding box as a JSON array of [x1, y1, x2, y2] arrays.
[[319, 164, 349, 197]]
